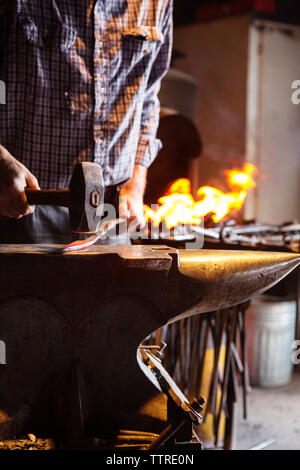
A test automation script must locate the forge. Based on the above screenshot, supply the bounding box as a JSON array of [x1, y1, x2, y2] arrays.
[[0, 244, 299, 448]]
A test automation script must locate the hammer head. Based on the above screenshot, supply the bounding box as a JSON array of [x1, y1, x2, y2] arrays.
[[69, 162, 104, 233]]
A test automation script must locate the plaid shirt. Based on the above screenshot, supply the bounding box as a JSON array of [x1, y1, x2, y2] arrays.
[[0, 0, 173, 189]]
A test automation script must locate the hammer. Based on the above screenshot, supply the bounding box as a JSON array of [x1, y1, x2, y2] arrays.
[[25, 162, 104, 233]]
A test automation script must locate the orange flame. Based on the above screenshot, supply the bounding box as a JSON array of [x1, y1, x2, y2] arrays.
[[144, 163, 257, 228]]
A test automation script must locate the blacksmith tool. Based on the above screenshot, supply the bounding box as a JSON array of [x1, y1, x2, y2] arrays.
[[250, 439, 276, 450], [25, 162, 104, 233], [62, 217, 125, 252], [139, 347, 205, 449]]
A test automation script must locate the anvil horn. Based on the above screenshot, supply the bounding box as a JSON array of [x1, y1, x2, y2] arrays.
[[167, 250, 300, 322]]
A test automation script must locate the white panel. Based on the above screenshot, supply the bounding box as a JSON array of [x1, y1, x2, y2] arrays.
[[245, 19, 300, 223]]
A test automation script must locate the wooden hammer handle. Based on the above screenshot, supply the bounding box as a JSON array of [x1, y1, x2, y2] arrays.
[[25, 189, 70, 207]]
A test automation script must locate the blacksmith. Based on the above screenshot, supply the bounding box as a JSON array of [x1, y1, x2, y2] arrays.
[[0, 0, 173, 243]]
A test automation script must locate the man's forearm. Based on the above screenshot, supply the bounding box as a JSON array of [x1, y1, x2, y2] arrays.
[[119, 164, 147, 228], [123, 164, 147, 196]]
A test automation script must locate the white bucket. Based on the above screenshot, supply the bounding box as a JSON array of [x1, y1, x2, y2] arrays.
[[246, 295, 296, 387]]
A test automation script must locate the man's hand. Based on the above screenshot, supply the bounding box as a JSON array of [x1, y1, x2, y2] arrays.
[[0, 145, 40, 219], [119, 164, 147, 229]]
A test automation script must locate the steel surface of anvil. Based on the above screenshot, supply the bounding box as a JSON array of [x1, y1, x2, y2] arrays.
[[0, 244, 299, 443]]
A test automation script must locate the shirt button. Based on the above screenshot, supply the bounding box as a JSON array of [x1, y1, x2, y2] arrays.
[[96, 40, 103, 48]]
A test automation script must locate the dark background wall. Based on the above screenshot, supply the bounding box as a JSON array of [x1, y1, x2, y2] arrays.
[[172, 12, 250, 188]]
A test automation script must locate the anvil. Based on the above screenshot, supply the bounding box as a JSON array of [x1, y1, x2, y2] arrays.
[[0, 245, 299, 444]]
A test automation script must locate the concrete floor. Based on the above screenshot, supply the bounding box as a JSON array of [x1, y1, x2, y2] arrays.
[[236, 372, 300, 450]]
